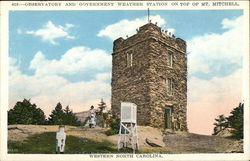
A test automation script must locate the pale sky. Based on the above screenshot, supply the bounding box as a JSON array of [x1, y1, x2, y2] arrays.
[[9, 10, 243, 135]]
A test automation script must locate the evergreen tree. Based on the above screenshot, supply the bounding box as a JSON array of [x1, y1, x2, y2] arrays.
[[227, 103, 244, 139], [96, 99, 107, 127], [48, 102, 65, 125], [8, 99, 45, 125], [213, 103, 244, 139], [213, 114, 228, 135], [63, 105, 80, 126], [32, 107, 46, 125], [48, 103, 81, 126], [98, 98, 107, 113]]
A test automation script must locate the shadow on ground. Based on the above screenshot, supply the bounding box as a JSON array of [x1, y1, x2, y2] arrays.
[[8, 132, 117, 154]]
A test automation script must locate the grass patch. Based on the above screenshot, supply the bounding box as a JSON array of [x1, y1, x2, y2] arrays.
[[8, 132, 117, 154], [104, 129, 118, 136]]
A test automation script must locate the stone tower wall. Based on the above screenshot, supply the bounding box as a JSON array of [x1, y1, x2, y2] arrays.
[[147, 38, 187, 129], [111, 23, 187, 130], [112, 39, 152, 125]]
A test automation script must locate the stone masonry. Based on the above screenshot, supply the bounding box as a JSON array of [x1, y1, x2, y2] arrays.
[[111, 22, 187, 131]]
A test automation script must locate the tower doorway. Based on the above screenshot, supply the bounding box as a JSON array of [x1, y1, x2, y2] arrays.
[[164, 107, 172, 129]]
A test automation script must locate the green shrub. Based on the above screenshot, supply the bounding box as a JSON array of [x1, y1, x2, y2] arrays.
[[105, 129, 118, 136], [105, 114, 120, 136]]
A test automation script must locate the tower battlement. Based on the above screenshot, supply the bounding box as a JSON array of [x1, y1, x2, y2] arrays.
[[113, 23, 186, 54]]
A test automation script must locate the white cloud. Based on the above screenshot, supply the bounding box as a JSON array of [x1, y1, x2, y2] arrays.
[[97, 15, 172, 40], [188, 69, 242, 103], [187, 16, 243, 75], [187, 69, 242, 134], [17, 29, 22, 34], [222, 16, 243, 29], [166, 28, 175, 35], [95, 72, 111, 82], [9, 58, 111, 116], [9, 46, 112, 116], [26, 21, 75, 45], [29, 46, 111, 76], [186, 15, 244, 134], [9, 57, 19, 73]]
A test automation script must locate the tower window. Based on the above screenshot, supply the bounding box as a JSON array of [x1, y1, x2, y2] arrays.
[[127, 51, 133, 67], [166, 78, 173, 95], [167, 51, 173, 67]]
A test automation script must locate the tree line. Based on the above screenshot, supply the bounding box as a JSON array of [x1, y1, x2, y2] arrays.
[[8, 99, 81, 126], [213, 102, 243, 139]]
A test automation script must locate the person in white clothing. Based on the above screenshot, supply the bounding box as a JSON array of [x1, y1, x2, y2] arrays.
[[88, 105, 96, 128]]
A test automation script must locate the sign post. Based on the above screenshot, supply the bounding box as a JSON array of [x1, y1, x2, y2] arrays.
[[56, 126, 66, 154]]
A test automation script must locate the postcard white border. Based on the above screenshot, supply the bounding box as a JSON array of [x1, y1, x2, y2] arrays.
[[0, 1, 249, 161]]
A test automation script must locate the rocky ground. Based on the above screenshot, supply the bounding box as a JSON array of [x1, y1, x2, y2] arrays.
[[163, 131, 243, 153], [8, 125, 243, 153]]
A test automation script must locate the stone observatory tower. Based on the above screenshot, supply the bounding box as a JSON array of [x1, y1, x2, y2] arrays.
[[111, 22, 187, 131]]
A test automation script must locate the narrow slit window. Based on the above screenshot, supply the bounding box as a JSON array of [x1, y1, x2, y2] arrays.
[[166, 78, 173, 95], [167, 51, 173, 67], [127, 51, 133, 67]]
